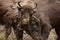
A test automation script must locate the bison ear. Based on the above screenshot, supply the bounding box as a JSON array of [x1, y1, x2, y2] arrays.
[[30, 11, 36, 16], [32, 8, 36, 14]]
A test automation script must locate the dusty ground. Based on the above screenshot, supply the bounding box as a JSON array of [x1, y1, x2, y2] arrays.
[[0, 25, 33, 40], [0, 24, 58, 40]]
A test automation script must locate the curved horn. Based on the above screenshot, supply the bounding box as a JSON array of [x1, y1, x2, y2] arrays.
[[18, 1, 22, 7], [33, 2, 37, 9]]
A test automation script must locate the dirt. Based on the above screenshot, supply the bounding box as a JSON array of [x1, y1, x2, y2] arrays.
[[0, 24, 58, 40]]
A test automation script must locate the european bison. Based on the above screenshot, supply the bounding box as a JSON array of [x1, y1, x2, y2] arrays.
[[36, 0, 60, 40], [0, 0, 41, 40], [0, 0, 22, 40], [15, 1, 41, 40]]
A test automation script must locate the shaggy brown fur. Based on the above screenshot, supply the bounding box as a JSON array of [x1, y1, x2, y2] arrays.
[[0, 0, 22, 40], [35, 0, 60, 40]]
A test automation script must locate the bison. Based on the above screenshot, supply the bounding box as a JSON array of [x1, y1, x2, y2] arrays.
[[15, 1, 41, 40], [36, 0, 60, 40], [0, 0, 41, 40], [14, 0, 60, 40], [0, 0, 22, 40]]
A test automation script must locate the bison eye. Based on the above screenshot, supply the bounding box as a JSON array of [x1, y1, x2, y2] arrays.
[[31, 11, 36, 15]]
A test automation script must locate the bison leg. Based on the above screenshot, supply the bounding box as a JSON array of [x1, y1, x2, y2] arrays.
[[13, 27, 23, 40], [40, 18, 52, 40], [24, 27, 41, 40], [26, 16, 41, 40], [5, 24, 11, 40], [23, 22, 41, 40]]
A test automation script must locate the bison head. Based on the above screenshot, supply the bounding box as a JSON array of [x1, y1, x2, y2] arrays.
[[18, 1, 37, 25]]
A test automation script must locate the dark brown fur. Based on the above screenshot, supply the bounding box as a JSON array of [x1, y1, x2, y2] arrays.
[[0, 0, 23, 40], [36, 0, 60, 40]]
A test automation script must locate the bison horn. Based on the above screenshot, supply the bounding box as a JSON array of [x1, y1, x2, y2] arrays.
[[18, 1, 22, 8], [33, 2, 37, 9]]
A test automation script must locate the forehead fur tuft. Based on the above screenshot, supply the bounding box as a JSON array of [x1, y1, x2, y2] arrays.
[[20, 0, 36, 9]]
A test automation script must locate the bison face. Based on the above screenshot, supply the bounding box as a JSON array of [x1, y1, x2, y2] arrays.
[[17, 1, 37, 25], [20, 6, 35, 25]]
